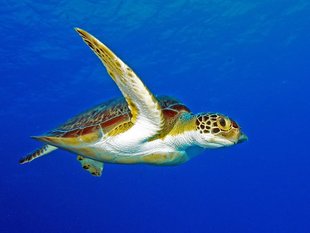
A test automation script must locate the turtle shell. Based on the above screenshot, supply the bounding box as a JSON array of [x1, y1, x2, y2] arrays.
[[36, 96, 190, 146]]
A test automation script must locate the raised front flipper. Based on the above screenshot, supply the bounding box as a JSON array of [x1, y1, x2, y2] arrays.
[[19, 145, 58, 164], [75, 28, 165, 141], [77, 155, 104, 177]]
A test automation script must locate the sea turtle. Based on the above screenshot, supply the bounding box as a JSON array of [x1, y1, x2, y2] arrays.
[[20, 28, 247, 176]]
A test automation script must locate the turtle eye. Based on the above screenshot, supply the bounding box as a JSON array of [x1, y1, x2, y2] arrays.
[[217, 117, 231, 131]]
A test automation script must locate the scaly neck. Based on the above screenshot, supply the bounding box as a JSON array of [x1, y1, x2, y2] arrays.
[[165, 112, 198, 149]]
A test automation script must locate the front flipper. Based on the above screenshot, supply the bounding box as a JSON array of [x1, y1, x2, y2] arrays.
[[77, 155, 104, 177], [75, 28, 165, 141]]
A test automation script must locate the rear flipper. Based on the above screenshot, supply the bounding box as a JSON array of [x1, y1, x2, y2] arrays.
[[19, 145, 58, 164], [77, 155, 104, 177]]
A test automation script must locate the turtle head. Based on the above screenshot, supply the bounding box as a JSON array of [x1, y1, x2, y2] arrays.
[[194, 113, 247, 148]]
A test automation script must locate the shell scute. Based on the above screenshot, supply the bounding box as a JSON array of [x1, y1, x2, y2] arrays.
[[43, 96, 190, 141]]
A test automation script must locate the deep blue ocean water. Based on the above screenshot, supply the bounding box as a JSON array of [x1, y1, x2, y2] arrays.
[[1, 1, 310, 232]]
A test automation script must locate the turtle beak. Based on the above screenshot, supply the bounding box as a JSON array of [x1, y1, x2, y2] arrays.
[[238, 132, 248, 144]]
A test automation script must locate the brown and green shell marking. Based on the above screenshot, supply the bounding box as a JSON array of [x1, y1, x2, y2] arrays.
[[35, 96, 190, 148]]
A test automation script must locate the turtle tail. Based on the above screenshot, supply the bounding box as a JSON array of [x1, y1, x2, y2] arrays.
[[19, 144, 58, 164]]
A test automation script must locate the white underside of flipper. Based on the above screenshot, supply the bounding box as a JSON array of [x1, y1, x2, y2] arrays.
[[74, 29, 200, 165], [75, 28, 165, 145]]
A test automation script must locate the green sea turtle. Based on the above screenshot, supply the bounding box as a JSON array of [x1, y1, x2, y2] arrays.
[[20, 28, 247, 176]]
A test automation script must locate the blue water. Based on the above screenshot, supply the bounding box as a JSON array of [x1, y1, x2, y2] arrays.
[[1, 1, 310, 232]]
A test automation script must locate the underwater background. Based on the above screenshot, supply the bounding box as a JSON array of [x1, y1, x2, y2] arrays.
[[1, 0, 310, 232]]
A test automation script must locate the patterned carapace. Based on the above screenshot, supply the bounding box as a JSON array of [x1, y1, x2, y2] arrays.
[[46, 96, 190, 138]]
